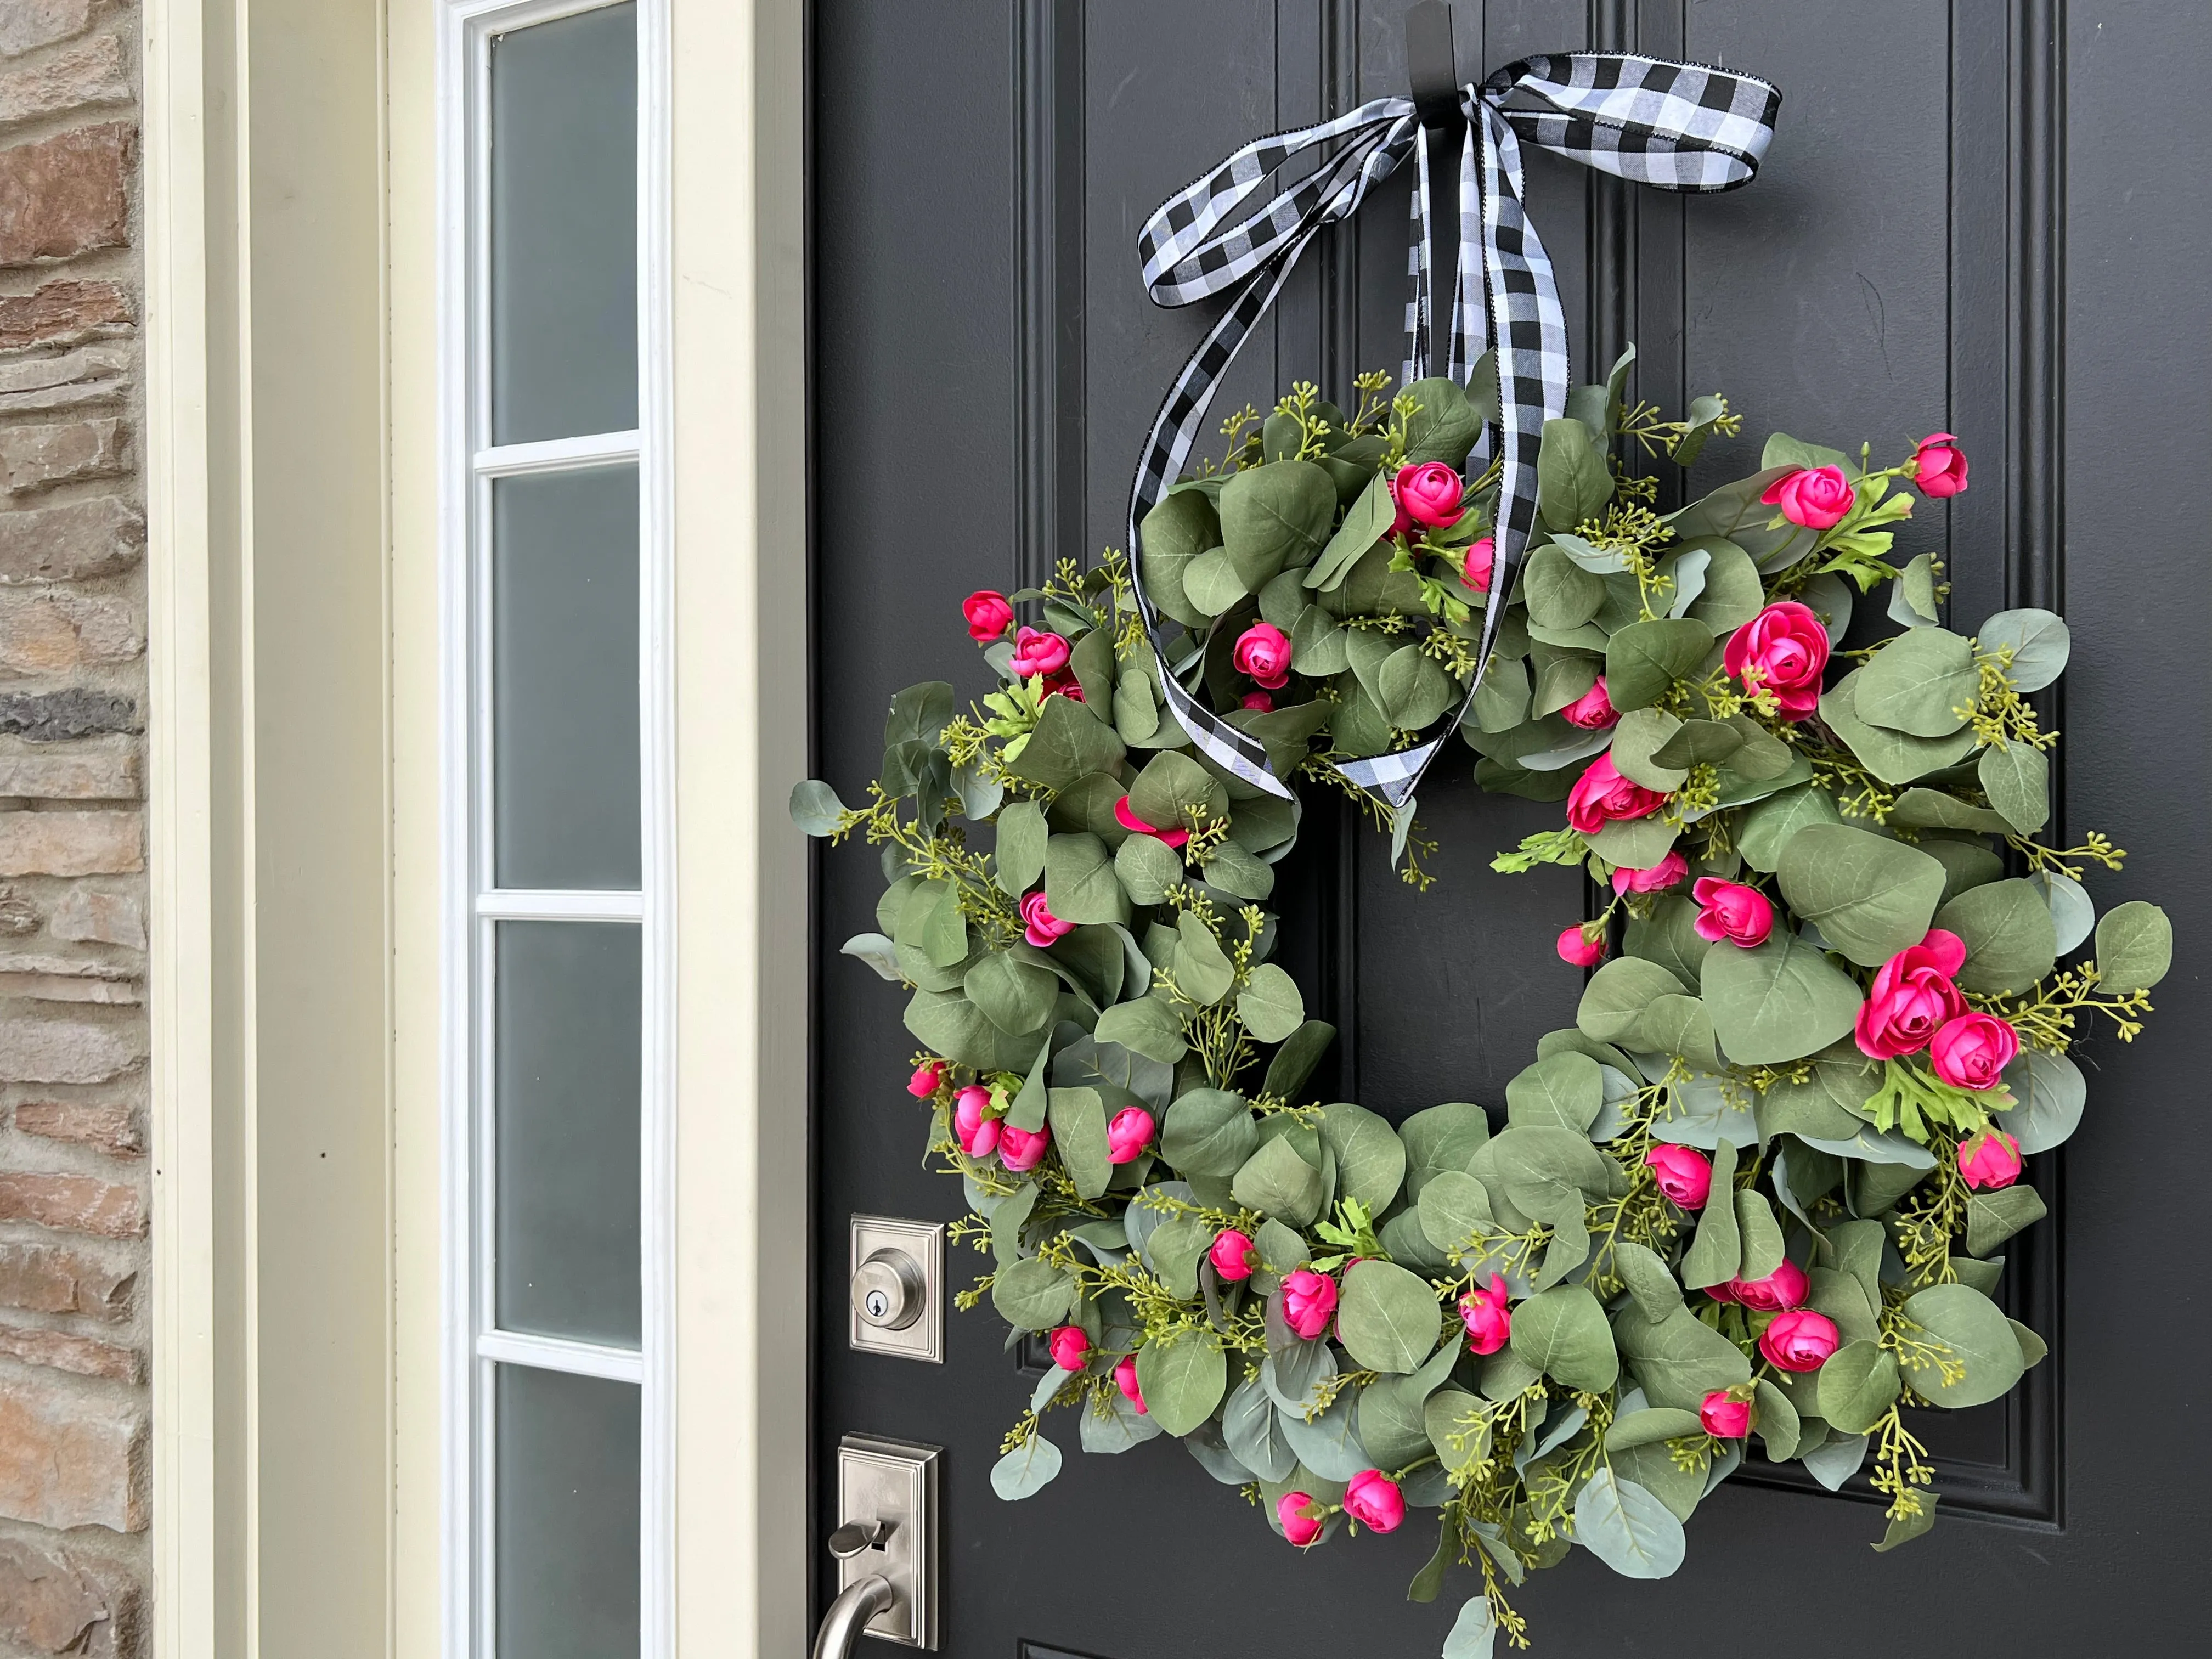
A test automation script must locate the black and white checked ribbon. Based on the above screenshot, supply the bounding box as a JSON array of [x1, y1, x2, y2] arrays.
[[1126, 53, 1781, 806]]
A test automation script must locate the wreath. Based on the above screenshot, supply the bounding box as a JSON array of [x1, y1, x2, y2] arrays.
[[791, 55, 2175, 1657], [794, 367, 2174, 1650]]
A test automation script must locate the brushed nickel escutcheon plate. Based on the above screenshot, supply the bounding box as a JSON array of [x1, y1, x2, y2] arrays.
[[848, 1216, 944, 1362]]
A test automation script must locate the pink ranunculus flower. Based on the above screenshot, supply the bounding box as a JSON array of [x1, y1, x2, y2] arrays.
[[1463, 536, 1496, 594], [952, 1086, 999, 1160], [1392, 461, 1466, 531], [997, 1121, 1050, 1173], [1700, 1390, 1752, 1439], [1019, 890, 1076, 949], [1724, 601, 1831, 720], [1612, 850, 1688, 896], [1113, 1353, 1147, 1413], [1209, 1228, 1257, 1283], [1113, 794, 1190, 850], [1762, 464, 1856, 529], [1280, 1269, 1339, 1341], [1559, 675, 1619, 731], [1929, 1013, 2019, 1092], [906, 1061, 945, 1098], [1911, 432, 1970, 499], [1957, 1128, 2023, 1191], [1705, 1280, 1739, 1305], [1728, 1258, 1809, 1313], [1277, 1491, 1324, 1547], [1008, 625, 1071, 679], [1047, 1325, 1090, 1372], [1565, 752, 1668, 836], [963, 589, 1014, 641], [1240, 690, 1276, 713], [1345, 1469, 1406, 1534], [1042, 668, 1084, 703], [1855, 929, 1970, 1060], [1692, 877, 1775, 948], [1233, 621, 1293, 690], [1105, 1107, 1155, 1165], [1458, 1274, 1512, 1356], [1759, 1308, 1841, 1373], [1645, 1143, 1713, 1211], [1556, 924, 1607, 968]]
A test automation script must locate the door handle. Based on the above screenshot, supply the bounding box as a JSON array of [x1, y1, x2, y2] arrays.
[[810, 1575, 895, 1659]]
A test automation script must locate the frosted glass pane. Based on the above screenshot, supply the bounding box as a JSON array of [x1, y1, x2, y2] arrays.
[[496, 1365, 640, 1659], [495, 921, 641, 1345], [493, 466, 640, 890], [489, 3, 639, 443]]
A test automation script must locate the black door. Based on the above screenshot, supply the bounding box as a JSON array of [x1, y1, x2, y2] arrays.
[[809, 3, 2208, 1653]]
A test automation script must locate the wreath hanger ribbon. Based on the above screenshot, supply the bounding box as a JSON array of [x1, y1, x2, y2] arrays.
[[1126, 53, 1782, 808]]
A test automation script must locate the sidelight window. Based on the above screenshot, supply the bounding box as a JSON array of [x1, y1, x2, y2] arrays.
[[441, 2, 670, 1655]]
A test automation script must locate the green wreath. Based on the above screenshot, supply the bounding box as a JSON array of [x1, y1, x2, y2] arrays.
[[792, 362, 2172, 1654]]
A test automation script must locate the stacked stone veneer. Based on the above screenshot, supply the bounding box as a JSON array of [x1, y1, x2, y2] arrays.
[[0, 4, 149, 1655]]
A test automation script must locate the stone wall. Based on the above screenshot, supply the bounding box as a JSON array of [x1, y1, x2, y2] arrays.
[[0, 2, 146, 1655]]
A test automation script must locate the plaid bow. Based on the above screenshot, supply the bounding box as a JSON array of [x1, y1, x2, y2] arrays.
[[1127, 53, 1781, 808]]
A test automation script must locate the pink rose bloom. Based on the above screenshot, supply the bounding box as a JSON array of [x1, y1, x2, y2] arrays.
[[1692, 878, 1775, 948], [1556, 924, 1606, 968], [1611, 850, 1688, 896], [1277, 1491, 1324, 1547], [1105, 1107, 1154, 1165], [1728, 1258, 1809, 1312], [1463, 536, 1496, 594], [1019, 890, 1076, 949], [1113, 794, 1190, 850], [1762, 464, 1855, 529], [1240, 690, 1276, 713], [1392, 461, 1466, 531], [1559, 675, 1619, 730], [1700, 1390, 1752, 1439], [1008, 625, 1071, 679], [1929, 1013, 2019, 1091], [1854, 929, 1970, 1060], [1911, 432, 1970, 499], [1209, 1228, 1257, 1283], [1458, 1274, 1512, 1356], [1958, 1128, 2023, 1191], [1344, 1469, 1406, 1534], [997, 1121, 1050, 1173], [963, 589, 1014, 641], [1113, 1353, 1147, 1414], [1233, 621, 1293, 690], [906, 1061, 944, 1098], [1759, 1309, 1841, 1373], [1724, 601, 1831, 719], [952, 1086, 999, 1160], [1047, 1325, 1090, 1372], [1280, 1269, 1338, 1341], [1646, 1143, 1713, 1211], [1564, 752, 1668, 836]]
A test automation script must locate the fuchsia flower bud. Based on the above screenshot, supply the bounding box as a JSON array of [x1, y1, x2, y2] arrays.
[[906, 1062, 944, 1098], [1277, 1491, 1324, 1547], [1727, 1258, 1809, 1312], [1855, 930, 1969, 1060], [1556, 926, 1607, 968], [1929, 1013, 2020, 1091], [1911, 433, 1969, 499], [1462, 536, 1496, 594], [1957, 1128, 2023, 1191], [997, 1121, 1051, 1173], [952, 1086, 998, 1160], [1724, 601, 1832, 719], [1611, 851, 1688, 895], [1759, 1309, 1841, 1373], [1280, 1269, 1338, 1340], [1645, 1143, 1713, 1210], [1558, 675, 1618, 730], [1209, 1228, 1257, 1282], [1233, 622, 1293, 690], [1458, 1274, 1512, 1356], [1047, 1325, 1090, 1372], [1008, 625, 1071, 679], [1113, 1354, 1146, 1414], [962, 589, 1014, 641], [1019, 890, 1076, 949], [1105, 1107, 1155, 1165], [1113, 794, 1190, 849], [1700, 1390, 1752, 1438], [1761, 464, 1855, 529], [1692, 878, 1775, 947], [1344, 1469, 1406, 1533]]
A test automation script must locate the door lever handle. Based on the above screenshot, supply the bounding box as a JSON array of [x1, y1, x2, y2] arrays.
[[810, 1575, 894, 1659]]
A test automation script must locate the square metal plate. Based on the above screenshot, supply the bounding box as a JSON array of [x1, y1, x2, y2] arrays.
[[848, 1215, 945, 1363], [837, 1435, 941, 1649]]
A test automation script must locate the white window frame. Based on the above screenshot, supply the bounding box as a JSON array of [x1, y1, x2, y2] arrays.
[[436, 2, 674, 1656]]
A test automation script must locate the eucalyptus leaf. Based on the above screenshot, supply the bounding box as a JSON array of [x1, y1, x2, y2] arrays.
[[1935, 878, 2058, 994], [1317, 1102, 1409, 1213], [1605, 618, 1714, 711], [1855, 627, 1977, 737], [1573, 1468, 1686, 1579], [1976, 607, 2070, 691], [789, 778, 849, 836], [2094, 900, 2174, 992], [989, 1433, 1063, 1499], [1820, 671, 1980, 785], [1995, 1047, 2085, 1154], [1778, 825, 1947, 967], [1978, 742, 2050, 834], [1223, 1374, 1301, 1480], [1509, 1285, 1619, 1392], [2032, 868, 2096, 954], [1338, 1260, 1444, 1375], [1899, 1283, 2025, 1408]]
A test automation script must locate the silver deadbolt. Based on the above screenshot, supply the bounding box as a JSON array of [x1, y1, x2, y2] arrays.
[[851, 1248, 925, 1330], [848, 1216, 945, 1362]]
